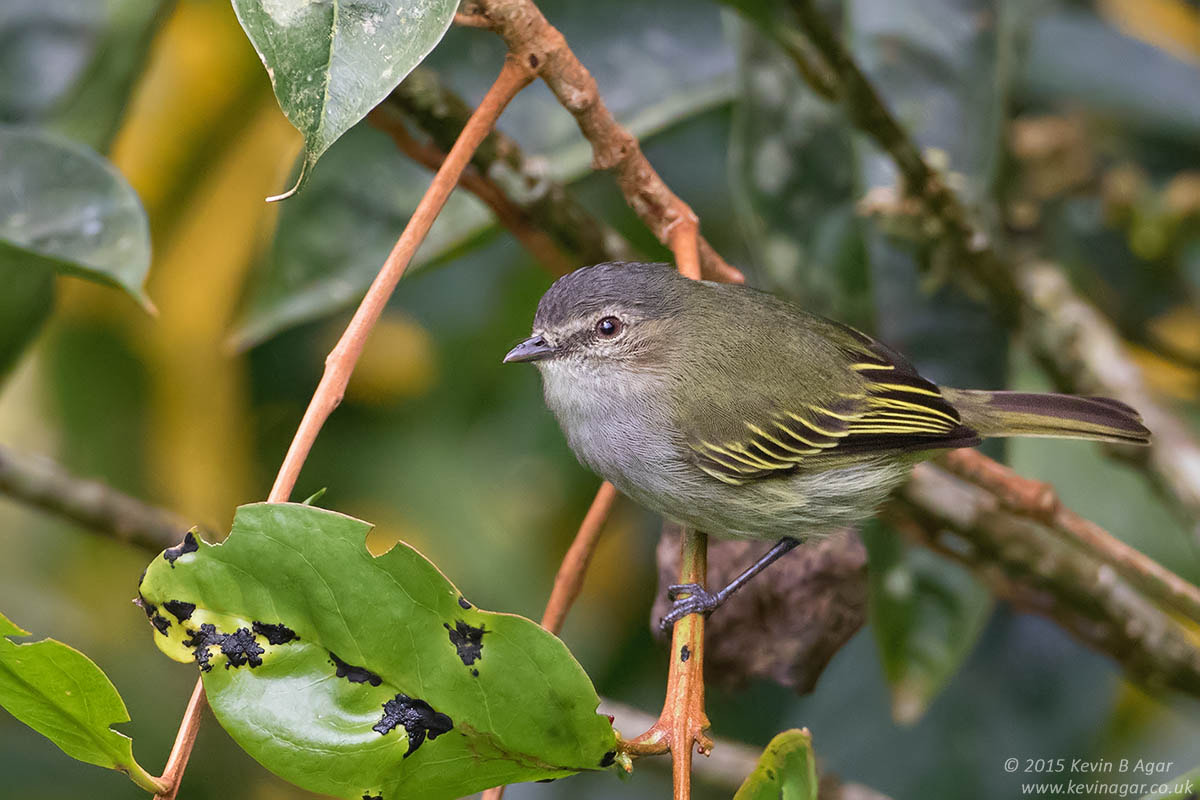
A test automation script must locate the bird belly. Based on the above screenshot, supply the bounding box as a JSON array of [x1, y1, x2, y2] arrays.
[[605, 450, 912, 542], [540, 365, 911, 540]]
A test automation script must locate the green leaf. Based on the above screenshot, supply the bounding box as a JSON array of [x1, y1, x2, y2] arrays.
[[0, 611, 165, 794], [138, 503, 620, 800], [231, 0, 457, 200], [0, 127, 153, 310], [0, 0, 170, 151], [862, 520, 991, 724], [733, 728, 818, 800], [0, 262, 54, 380]]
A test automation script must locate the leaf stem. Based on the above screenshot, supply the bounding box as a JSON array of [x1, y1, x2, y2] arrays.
[[151, 56, 534, 800]]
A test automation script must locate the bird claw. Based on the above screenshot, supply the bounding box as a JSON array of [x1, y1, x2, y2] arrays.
[[659, 583, 720, 630]]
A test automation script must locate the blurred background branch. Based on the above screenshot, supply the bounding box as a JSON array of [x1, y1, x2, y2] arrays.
[[0, 445, 197, 551]]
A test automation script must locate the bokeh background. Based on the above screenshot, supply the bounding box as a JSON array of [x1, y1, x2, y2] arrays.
[[2, 0, 1200, 798]]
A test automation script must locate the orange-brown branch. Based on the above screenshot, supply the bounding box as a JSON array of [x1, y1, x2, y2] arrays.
[[541, 481, 620, 634], [151, 57, 534, 800], [471, 0, 743, 285]]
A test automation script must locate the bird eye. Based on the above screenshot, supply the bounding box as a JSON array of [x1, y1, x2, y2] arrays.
[[595, 316, 623, 338]]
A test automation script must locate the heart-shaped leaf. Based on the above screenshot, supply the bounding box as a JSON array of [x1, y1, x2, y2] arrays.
[[0, 612, 164, 793], [231, 0, 457, 199], [138, 503, 620, 800], [0, 127, 152, 309], [734, 728, 818, 800]]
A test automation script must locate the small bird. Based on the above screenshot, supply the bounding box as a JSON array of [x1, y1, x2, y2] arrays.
[[504, 262, 1151, 627]]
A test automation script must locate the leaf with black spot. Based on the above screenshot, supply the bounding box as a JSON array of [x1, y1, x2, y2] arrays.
[[137, 503, 618, 800]]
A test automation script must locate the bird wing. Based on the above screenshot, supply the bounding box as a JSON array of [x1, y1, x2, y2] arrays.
[[677, 317, 980, 486]]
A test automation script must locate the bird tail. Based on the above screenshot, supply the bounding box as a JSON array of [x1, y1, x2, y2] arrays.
[[942, 389, 1151, 445]]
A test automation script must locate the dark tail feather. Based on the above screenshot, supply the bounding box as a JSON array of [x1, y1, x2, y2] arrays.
[[942, 389, 1151, 445]]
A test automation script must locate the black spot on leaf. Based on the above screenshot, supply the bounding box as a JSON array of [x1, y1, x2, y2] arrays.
[[680, 645, 690, 662], [163, 532, 198, 566], [182, 624, 265, 672], [134, 594, 155, 618], [444, 620, 486, 665], [363, 795, 382, 800], [600, 751, 616, 767], [150, 614, 171, 635], [163, 600, 196, 622], [372, 694, 453, 758], [457, 596, 471, 610], [330, 652, 382, 686], [471, 669, 479, 678], [182, 624, 222, 672], [252, 621, 298, 645], [220, 628, 264, 669]]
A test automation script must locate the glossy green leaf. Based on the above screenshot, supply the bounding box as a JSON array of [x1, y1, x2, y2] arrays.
[[733, 728, 818, 800], [862, 521, 991, 724], [139, 503, 619, 800], [0, 611, 164, 793], [0, 0, 169, 151], [0, 127, 152, 309], [231, 0, 457, 199]]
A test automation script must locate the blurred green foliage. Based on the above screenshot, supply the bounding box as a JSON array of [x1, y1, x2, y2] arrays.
[[1, 0, 1199, 798]]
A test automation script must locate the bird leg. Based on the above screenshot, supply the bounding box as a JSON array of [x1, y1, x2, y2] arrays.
[[659, 536, 801, 629]]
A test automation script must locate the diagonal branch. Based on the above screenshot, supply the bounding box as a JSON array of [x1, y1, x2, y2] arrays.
[[151, 56, 536, 800], [784, 0, 1200, 533], [890, 459, 1200, 695], [468, 0, 744, 285], [373, 66, 638, 273]]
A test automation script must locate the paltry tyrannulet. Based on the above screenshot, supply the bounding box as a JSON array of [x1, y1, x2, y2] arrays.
[[505, 262, 1151, 625]]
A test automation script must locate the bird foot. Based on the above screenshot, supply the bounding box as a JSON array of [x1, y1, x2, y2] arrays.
[[659, 583, 721, 630]]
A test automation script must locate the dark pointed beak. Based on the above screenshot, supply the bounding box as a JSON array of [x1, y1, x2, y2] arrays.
[[503, 334, 555, 364]]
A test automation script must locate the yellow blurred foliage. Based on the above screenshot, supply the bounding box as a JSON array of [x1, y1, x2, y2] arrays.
[[343, 314, 438, 405], [1129, 304, 1200, 400], [58, 0, 301, 528], [1099, 0, 1200, 64]]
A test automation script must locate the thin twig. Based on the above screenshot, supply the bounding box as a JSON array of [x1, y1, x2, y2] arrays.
[[620, 223, 712, 800], [625, 526, 714, 793], [471, 0, 744, 284], [268, 57, 534, 504], [376, 65, 639, 272], [367, 111, 577, 275], [541, 481, 619, 633], [0, 445, 198, 551], [152, 680, 205, 800], [152, 57, 535, 800]]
